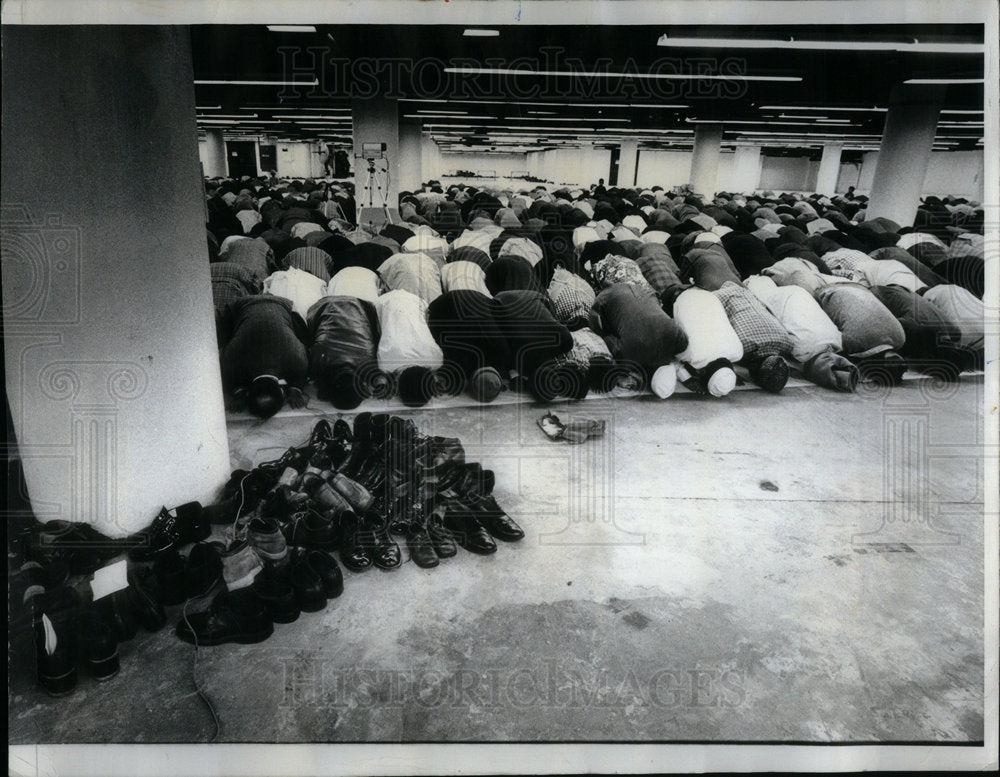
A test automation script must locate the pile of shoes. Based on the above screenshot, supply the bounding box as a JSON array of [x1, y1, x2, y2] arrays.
[[14, 412, 525, 686], [141, 412, 522, 647], [11, 523, 151, 697]]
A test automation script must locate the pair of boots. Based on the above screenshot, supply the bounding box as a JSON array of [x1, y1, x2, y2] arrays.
[[33, 586, 137, 696], [338, 509, 401, 572]]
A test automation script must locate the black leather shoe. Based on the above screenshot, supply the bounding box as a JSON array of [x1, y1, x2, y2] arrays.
[[444, 507, 497, 555], [472, 496, 525, 542], [96, 588, 138, 643], [406, 528, 439, 569], [175, 589, 274, 646], [252, 573, 300, 624], [127, 565, 167, 632], [338, 511, 373, 572], [295, 549, 344, 598], [427, 510, 457, 558], [290, 558, 326, 613], [185, 542, 225, 600], [285, 509, 339, 551], [128, 502, 209, 562], [329, 419, 353, 469], [34, 521, 120, 576], [361, 511, 402, 569], [34, 586, 81, 696], [154, 549, 187, 606], [81, 605, 120, 681]]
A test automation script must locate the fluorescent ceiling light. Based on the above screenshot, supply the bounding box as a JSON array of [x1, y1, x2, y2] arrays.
[[942, 109, 983, 115], [527, 110, 559, 115], [904, 78, 984, 84], [272, 115, 347, 119], [656, 35, 983, 54], [515, 117, 631, 123], [759, 105, 886, 112], [463, 29, 500, 37], [443, 67, 801, 82], [197, 119, 281, 124], [406, 116, 497, 122], [195, 105, 222, 110], [689, 119, 817, 126], [266, 25, 316, 33], [195, 79, 319, 86], [196, 114, 258, 119], [416, 110, 469, 115], [400, 98, 688, 109], [938, 121, 984, 126]]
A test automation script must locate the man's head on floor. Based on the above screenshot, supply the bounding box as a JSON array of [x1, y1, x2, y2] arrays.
[[248, 375, 285, 419]]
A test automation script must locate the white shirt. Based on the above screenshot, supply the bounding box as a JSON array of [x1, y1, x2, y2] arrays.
[[746, 275, 842, 362], [440, 261, 492, 296], [327, 266, 380, 303], [673, 288, 744, 368], [264, 267, 327, 319], [373, 290, 444, 372]]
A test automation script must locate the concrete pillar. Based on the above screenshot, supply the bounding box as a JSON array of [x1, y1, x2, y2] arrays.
[[690, 124, 723, 197], [730, 145, 762, 194], [420, 135, 441, 184], [867, 84, 946, 226], [816, 143, 844, 196], [2, 27, 230, 536], [203, 129, 227, 178], [352, 96, 399, 226], [616, 140, 639, 188], [397, 118, 423, 193]]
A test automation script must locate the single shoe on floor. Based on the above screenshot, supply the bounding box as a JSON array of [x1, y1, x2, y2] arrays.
[[33, 586, 82, 697], [291, 548, 344, 598], [126, 565, 167, 632], [153, 549, 188, 606], [251, 570, 300, 624], [81, 603, 121, 682], [442, 506, 498, 555], [220, 540, 264, 592], [175, 588, 274, 647], [127, 502, 209, 562], [338, 511, 374, 573], [283, 508, 340, 551], [95, 588, 139, 644]]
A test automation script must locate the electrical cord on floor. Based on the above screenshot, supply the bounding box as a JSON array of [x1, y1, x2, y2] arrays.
[[182, 597, 220, 743]]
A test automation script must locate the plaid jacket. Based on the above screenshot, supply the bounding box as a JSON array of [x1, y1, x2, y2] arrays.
[[211, 262, 262, 317], [714, 281, 792, 360]]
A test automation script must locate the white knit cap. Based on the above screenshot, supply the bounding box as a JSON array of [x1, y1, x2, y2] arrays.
[[651, 364, 677, 399], [707, 367, 737, 397]]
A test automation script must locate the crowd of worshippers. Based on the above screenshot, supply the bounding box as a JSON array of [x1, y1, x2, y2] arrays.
[[206, 174, 986, 418]]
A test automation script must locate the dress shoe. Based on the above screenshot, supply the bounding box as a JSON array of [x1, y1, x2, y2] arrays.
[[34, 586, 81, 696], [294, 548, 344, 598], [303, 477, 353, 514], [126, 565, 167, 632], [127, 502, 209, 562], [251, 573, 300, 624], [470, 495, 525, 542], [96, 588, 138, 643], [153, 549, 188, 606], [34, 520, 120, 576], [329, 419, 353, 469], [185, 542, 225, 600], [443, 506, 497, 555], [427, 509, 457, 558], [330, 472, 374, 512], [337, 511, 373, 572], [360, 510, 402, 570], [81, 605, 120, 682], [247, 516, 289, 564], [175, 588, 274, 647], [290, 558, 326, 613], [406, 528, 439, 569], [285, 509, 339, 551]]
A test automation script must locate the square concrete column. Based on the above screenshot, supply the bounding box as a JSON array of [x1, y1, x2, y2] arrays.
[[616, 140, 639, 187], [816, 143, 844, 196], [2, 26, 230, 536], [352, 96, 399, 225], [690, 124, 723, 197], [730, 145, 762, 194], [397, 117, 423, 193], [867, 84, 946, 226], [203, 128, 228, 178]]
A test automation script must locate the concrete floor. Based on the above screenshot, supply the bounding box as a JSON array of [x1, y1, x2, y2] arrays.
[[8, 376, 986, 743]]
